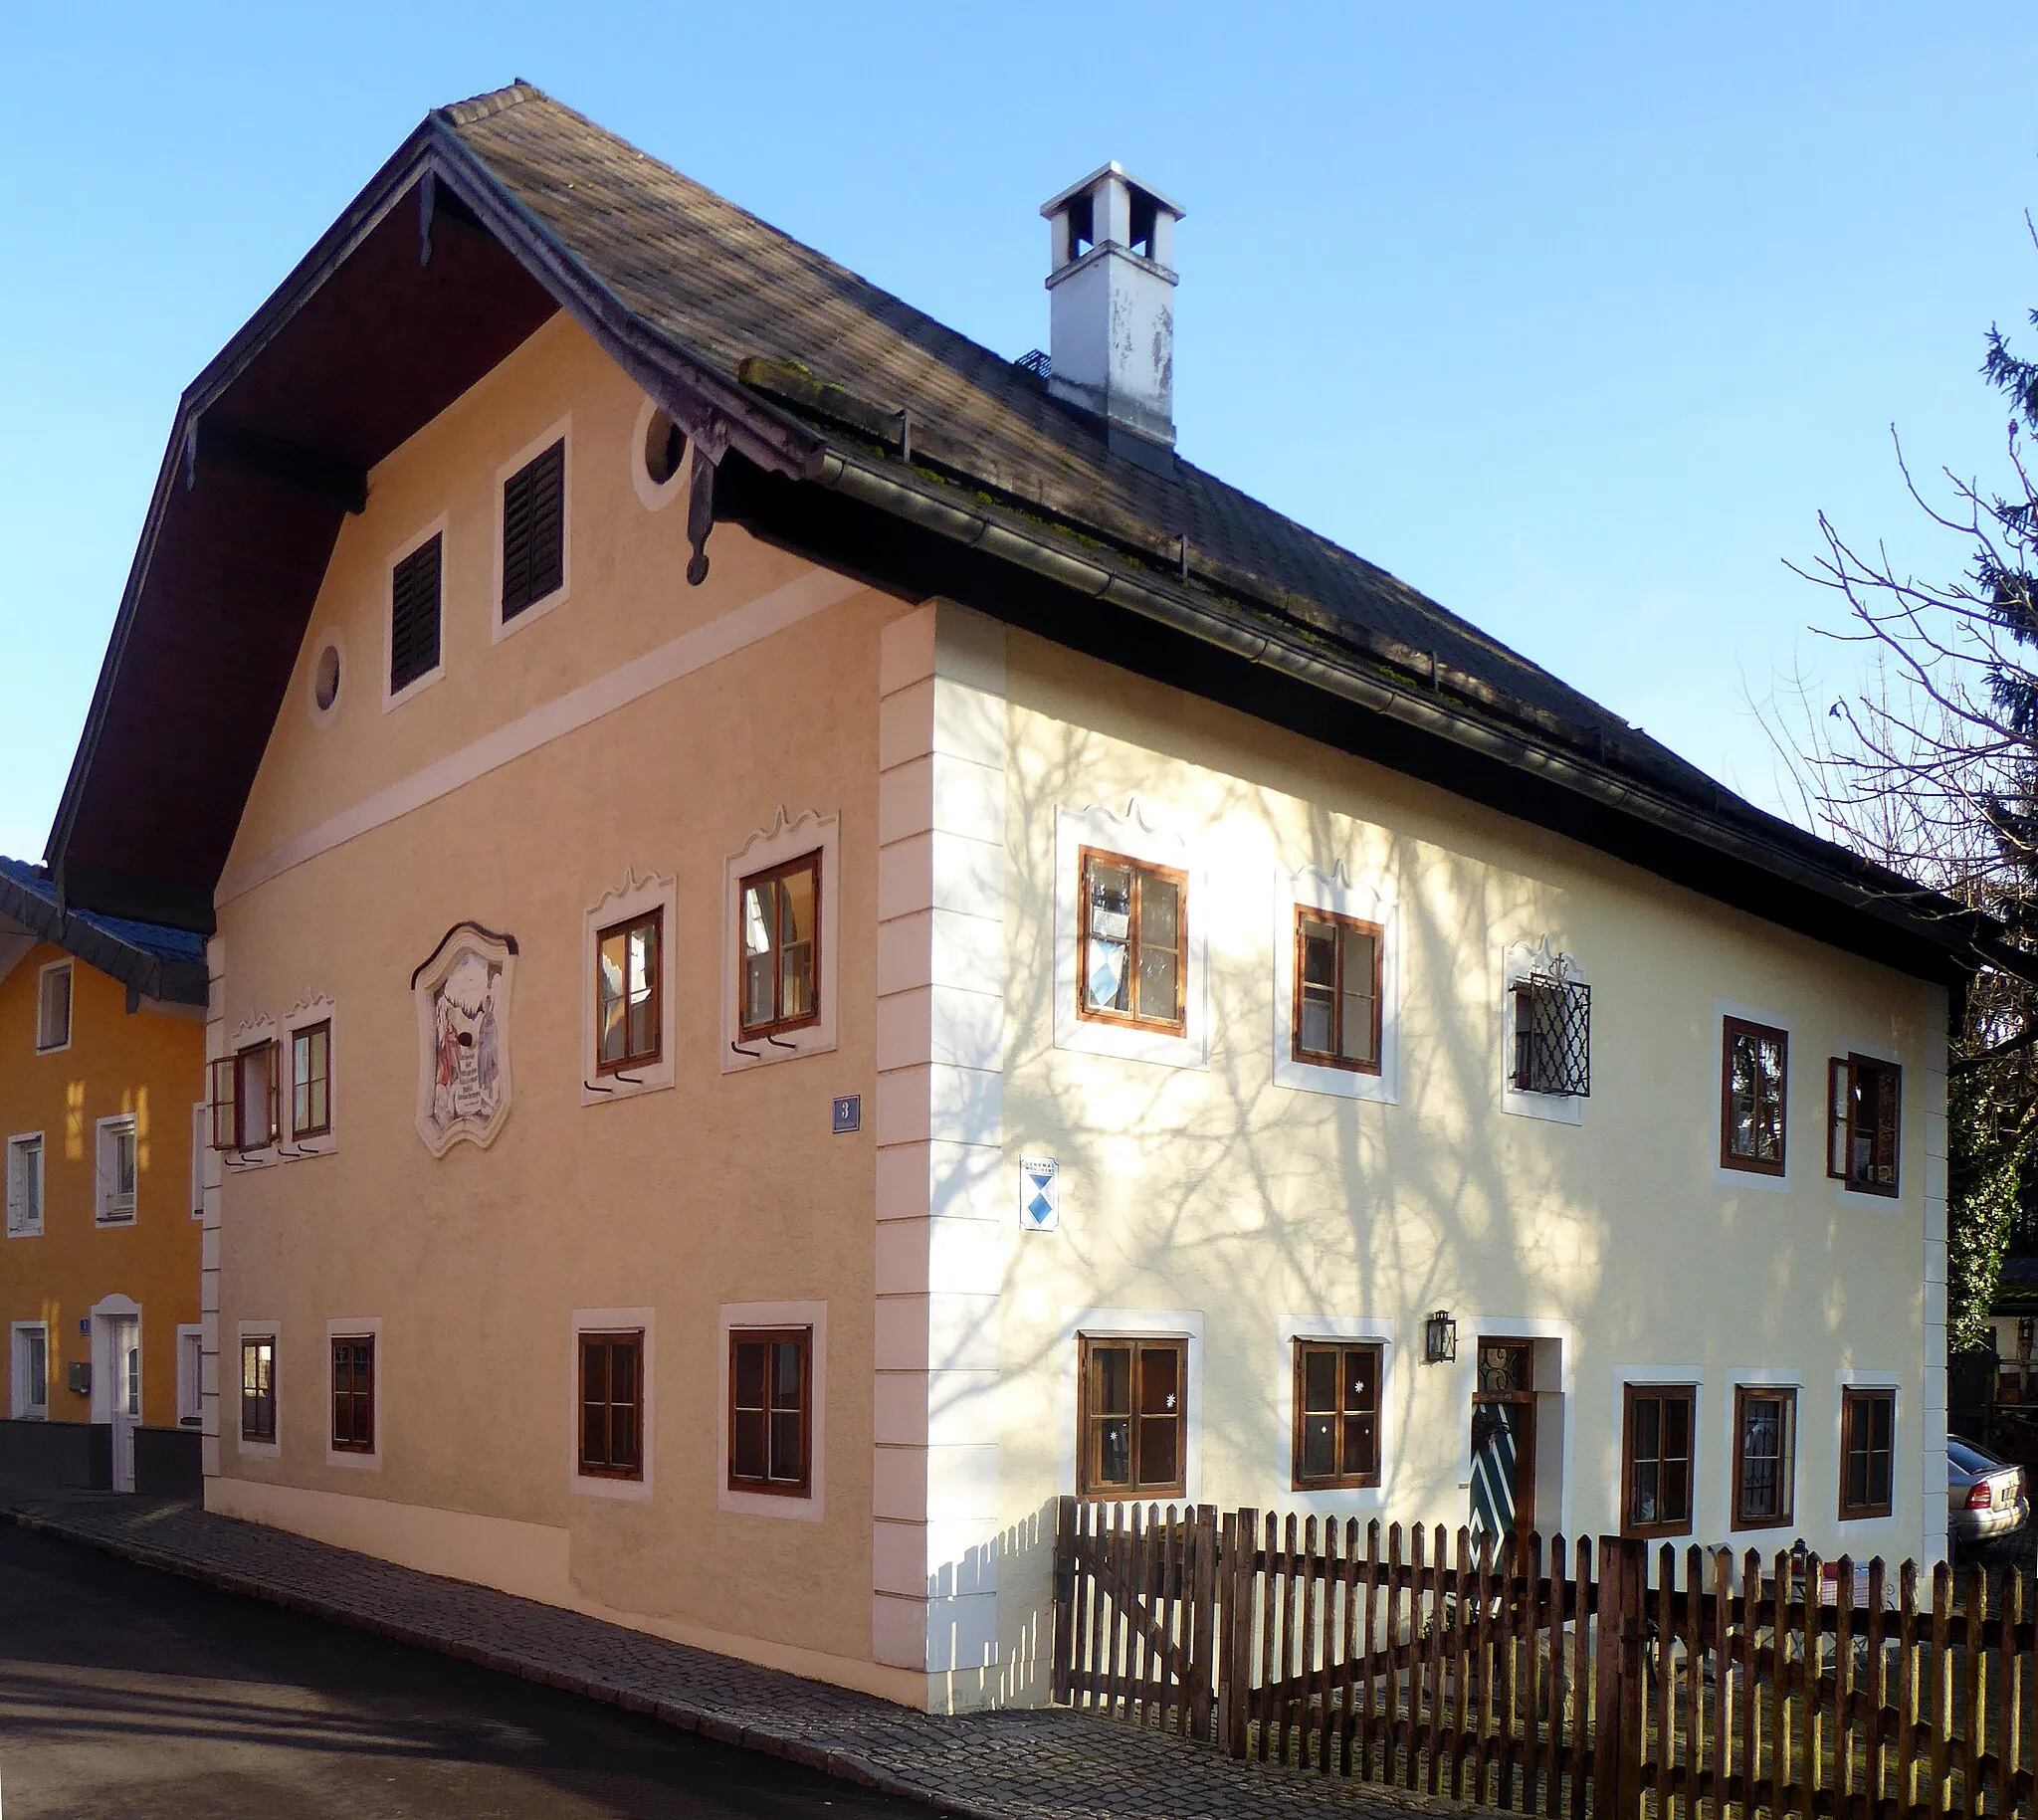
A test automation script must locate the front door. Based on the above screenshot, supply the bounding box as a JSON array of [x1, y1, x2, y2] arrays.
[[1470, 1337, 1535, 1547], [108, 1315, 139, 1493]]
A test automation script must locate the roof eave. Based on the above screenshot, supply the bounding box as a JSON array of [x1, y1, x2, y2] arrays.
[[0, 872, 207, 1009]]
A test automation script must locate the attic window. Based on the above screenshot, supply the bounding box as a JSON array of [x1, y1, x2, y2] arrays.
[[501, 439, 566, 623], [388, 533, 443, 698], [643, 411, 686, 489], [312, 643, 341, 714]]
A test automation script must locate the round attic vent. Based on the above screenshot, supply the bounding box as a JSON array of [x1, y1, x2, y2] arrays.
[[308, 637, 343, 725], [644, 410, 686, 488]]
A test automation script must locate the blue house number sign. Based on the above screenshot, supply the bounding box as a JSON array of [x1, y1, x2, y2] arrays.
[[1019, 1155, 1060, 1233]]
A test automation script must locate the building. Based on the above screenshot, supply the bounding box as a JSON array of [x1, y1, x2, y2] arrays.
[[0, 858, 206, 1494], [39, 85, 2019, 1710]]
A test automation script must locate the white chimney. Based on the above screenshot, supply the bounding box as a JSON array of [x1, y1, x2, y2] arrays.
[[1040, 163, 1184, 466]]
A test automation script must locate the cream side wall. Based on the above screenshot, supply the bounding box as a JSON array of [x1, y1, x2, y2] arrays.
[[206, 312, 920, 1698], [986, 629, 1945, 1702]]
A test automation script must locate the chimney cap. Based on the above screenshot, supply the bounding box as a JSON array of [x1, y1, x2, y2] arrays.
[[1038, 160, 1186, 223]]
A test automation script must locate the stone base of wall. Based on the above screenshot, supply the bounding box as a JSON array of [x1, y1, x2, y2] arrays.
[[0, 1420, 202, 1498], [134, 1426, 203, 1497]]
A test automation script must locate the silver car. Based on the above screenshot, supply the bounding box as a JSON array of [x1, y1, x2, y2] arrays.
[[1949, 1437, 2029, 1550]]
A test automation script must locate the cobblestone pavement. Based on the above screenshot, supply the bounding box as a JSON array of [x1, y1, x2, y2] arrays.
[[2, 1495, 1440, 1820]]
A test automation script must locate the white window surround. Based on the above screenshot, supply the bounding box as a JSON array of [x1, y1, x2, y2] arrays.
[[1276, 1316, 1398, 1512], [1834, 1367, 1904, 1531], [235, 1320, 282, 1460], [223, 1014, 282, 1168], [629, 394, 689, 513], [282, 995, 338, 1157], [721, 809, 842, 1075], [1273, 865, 1400, 1104], [190, 1104, 207, 1218], [581, 870, 679, 1106], [382, 513, 449, 713], [717, 1300, 827, 1520], [1714, 998, 1795, 1195], [6, 1131, 45, 1238], [306, 624, 346, 730], [1828, 1038, 1907, 1211], [1054, 800, 1209, 1069], [1056, 1307, 1206, 1504], [94, 1113, 138, 1225], [491, 414, 573, 643], [10, 1320, 49, 1420], [176, 1322, 204, 1426], [570, 1306, 656, 1504], [35, 958, 73, 1055], [324, 1316, 382, 1470], [1501, 936, 1586, 1127]]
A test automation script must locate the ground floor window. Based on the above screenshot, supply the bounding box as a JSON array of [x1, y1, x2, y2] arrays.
[[10, 1323, 47, 1420], [1732, 1386, 1795, 1529], [728, 1326, 811, 1495], [1078, 1334, 1186, 1500], [241, 1336, 276, 1443], [578, 1329, 644, 1481], [330, 1335, 375, 1454], [1839, 1387, 1896, 1519], [1622, 1383, 1696, 1538], [176, 1326, 203, 1427], [1292, 1340, 1381, 1489]]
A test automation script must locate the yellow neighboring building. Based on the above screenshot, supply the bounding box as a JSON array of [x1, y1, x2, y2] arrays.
[[0, 857, 206, 1494]]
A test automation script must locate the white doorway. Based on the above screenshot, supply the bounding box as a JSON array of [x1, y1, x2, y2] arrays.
[[89, 1296, 142, 1494]]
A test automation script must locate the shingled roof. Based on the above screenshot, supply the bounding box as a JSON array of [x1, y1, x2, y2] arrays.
[[40, 81, 2028, 987], [0, 856, 207, 1006]]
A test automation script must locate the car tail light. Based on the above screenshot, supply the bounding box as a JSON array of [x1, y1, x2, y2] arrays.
[[1968, 1484, 1994, 1511]]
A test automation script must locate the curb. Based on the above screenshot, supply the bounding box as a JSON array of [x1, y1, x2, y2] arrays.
[[3, 1506, 973, 1818]]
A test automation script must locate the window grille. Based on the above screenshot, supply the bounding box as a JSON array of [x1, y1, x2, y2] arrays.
[[1512, 972, 1590, 1098]]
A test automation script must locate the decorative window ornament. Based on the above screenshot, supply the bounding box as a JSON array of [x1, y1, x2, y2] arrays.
[[411, 921, 517, 1156]]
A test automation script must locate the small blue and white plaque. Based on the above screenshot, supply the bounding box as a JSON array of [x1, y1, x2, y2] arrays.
[[832, 1094, 862, 1134], [1019, 1154, 1060, 1232]]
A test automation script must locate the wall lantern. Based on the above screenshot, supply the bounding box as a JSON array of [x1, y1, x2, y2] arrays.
[[1424, 1310, 1458, 1365]]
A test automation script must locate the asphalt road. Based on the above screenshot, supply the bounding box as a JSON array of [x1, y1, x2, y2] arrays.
[[0, 1522, 948, 1820]]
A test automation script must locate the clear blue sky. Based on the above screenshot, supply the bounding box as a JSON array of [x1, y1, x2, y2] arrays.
[[3, 3, 2035, 864]]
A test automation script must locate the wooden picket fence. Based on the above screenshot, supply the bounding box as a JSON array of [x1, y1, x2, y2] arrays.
[[1051, 1497, 2038, 1817]]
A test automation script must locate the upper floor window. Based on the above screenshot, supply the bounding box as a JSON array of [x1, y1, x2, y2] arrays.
[[1722, 1018, 1787, 1175], [1512, 971, 1590, 1098], [1622, 1383, 1695, 1538], [1292, 1339, 1381, 1490], [96, 1115, 137, 1224], [738, 853, 820, 1040], [1839, 1387, 1896, 1519], [210, 1040, 280, 1154], [1829, 1055, 1900, 1196], [292, 1021, 331, 1141], [501, 438, 566, 623], [1079, 848, 1186, 1035], [5, 1133, 43, 1238], [388, 531, 443, 699], [35, 960, 72, 1053], [596, 910, 662, 1074], [1732, 1386, 1796, 1529], [1078, 1333, 1186, 1500], [728, 1326, 810, 1496], [1293, 910, 1381, 1073]]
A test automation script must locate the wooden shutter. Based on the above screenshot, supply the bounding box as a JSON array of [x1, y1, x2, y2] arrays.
[[389, 534, 443, 693], [1827, 1058, 1849, 1178], [501, 440, 565, 621], [209, 1057, 239, 1151]]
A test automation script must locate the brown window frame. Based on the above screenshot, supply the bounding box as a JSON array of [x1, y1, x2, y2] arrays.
[[1828, 1055, 1901, 1197], [329, 1334, 375, 1454], [240, 1335, 276, 1443], [291, 1021, 332, 1140], [1621, 1383, 1697, 1539], [578, 1329, 645, 1482], [1291, 1339, 1382, 1490], [727, 1326, 813, 1497], [1076, 846, 1189, 1037], [594, 908, 663, 1075], [216, 1040, 281, 1155], [1077, 1333, 1188, 1501], [1720, 1017, 1787, 1176], [1291, 909, 1383, 1074], [1731, 1385, 1796, 1530], [736, 852, 823, 1041], [1838, 1386, 1896, 1520]]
